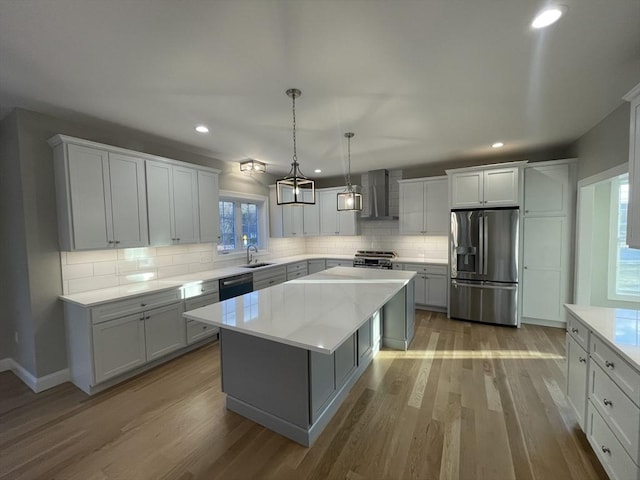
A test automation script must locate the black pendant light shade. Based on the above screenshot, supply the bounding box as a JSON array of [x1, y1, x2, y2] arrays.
[[276, 88, 315, 206]]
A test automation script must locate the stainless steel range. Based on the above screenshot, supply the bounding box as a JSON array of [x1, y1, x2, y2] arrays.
[[353, 250, 397, 269]]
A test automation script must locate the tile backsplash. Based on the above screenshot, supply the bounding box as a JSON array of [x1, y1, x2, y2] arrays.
[[60, 223, 445, 294], [60, 237, 306, 294]]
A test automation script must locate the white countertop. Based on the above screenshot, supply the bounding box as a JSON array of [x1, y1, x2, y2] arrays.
[[184, 267, 416, 354], [565, 304, 640, 371], [59, 253, 445, 307]]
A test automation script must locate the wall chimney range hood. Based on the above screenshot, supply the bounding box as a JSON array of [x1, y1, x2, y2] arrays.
[[362, 169, 398, 220]]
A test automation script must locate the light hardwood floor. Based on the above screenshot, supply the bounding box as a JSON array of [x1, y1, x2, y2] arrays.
[[0, 311, 607, 480]]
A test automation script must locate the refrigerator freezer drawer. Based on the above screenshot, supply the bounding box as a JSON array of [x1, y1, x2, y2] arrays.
[[449, 281, 518, 327]]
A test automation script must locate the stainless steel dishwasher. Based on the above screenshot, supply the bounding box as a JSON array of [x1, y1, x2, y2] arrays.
[[219, 272, 254, 300]]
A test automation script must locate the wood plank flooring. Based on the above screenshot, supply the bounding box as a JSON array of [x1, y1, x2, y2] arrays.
[[0, 311, 608, 480]]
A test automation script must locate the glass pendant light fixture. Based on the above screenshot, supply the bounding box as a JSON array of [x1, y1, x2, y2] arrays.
[[337, 132, 363, 211], [276, 88, 315, 206]]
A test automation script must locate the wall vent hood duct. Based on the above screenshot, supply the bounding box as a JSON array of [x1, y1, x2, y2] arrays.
[[362, 169, 398, 220]]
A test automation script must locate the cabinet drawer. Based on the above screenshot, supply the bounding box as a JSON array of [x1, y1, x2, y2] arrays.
[[586, 403, 640, 480], [186, 320, 218, 344], [287, 270, 307, 280], [286, 262, 308, 274], [184, 292, 219, 311], [252, 265, 287, 283], [92, 289, 180, 324], [326, 259, 353, 268], [590, 335, 640, 406], [566, 312, 589, 351], [404, 264, 447, 276], [254, 277, 285, 290], [181, 279, 219, 299], [590, 362, 640, 463]]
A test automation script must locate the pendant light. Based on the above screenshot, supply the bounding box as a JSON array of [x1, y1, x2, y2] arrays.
[[276, 88, 315, 206], [337, 132, 363, 211], [240, 159, 266, 173]]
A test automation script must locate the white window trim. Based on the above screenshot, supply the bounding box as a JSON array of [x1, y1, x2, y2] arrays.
[[217, 190, 269, 258], [607, 174, 639, 302]]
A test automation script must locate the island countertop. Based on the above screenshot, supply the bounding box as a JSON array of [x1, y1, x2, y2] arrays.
[[183, 267, 416, 354]]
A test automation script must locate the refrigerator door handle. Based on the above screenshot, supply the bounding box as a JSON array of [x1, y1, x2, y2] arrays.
[[451, 280, 517, 291], [478, 213, 483, 276], [483, 215, 488, 275]]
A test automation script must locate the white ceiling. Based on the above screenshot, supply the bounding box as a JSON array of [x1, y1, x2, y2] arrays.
[[1, 0, 639, 177]]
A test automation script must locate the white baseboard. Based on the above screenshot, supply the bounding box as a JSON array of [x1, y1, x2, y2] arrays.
[[521, 317, 566, 329], [2, 358, 70, 393], [0, 358, 12, 372]]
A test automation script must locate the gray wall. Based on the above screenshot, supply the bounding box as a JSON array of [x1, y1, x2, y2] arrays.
[[575, 102, 630, 180], [3, 108, 274, 377]]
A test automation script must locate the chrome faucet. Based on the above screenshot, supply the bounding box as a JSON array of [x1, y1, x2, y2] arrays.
[[246, 244, 258, 264]]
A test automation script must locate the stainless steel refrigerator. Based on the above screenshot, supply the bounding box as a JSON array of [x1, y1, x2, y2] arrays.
[[449, 208, 519, 327]]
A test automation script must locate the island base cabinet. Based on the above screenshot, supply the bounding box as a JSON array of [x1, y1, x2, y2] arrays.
[[382, 281, 415, 350], [586, 404, 640, 480], [93, 314, 146, 384]]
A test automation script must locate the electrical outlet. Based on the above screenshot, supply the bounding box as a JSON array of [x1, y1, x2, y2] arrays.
[[14, 331, 19, 344]]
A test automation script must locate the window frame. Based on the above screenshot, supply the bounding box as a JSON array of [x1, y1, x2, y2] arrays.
[[607, 173, 640, 301], [216, 190, 269, 258]]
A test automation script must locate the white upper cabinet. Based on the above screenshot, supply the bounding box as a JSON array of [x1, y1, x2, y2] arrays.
[[146, 161, 199, 245], [448, 164, 523, 209], [398, 177, 448, 235], [51, 139, 148, 250], [50, 135, 219, 251], [319, 187, 359, 236], [524, 163, 571, 216], [303, 190, 320, 236], [197, 170, 220, 244], [624, 83, 640, 248]]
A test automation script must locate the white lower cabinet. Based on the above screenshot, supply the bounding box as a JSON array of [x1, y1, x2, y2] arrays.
[[565, 333, 588, 428], [184, 292, 220, 344], [403, 263, 447, 309], [326, 259, 353, 268], [92, 314, 146, 384], [144, 303, 187, 361], [307, 259, 326, 274]]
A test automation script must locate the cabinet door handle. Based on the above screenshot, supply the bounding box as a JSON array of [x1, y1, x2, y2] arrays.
[[605, 360, 615, 369], [141, 303, 147, 307], [115, 240, 120, 244], [145, 316, 150, 320], [571, 328, 578, 334], [578, 357, 586, 363], [139, 317, 144, 321], [601, 446, 611, 455], [603, 399, 613, 407]]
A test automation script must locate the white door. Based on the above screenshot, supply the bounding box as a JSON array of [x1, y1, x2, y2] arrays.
[[399, 181, 425, 234], [566, 335, 588, 428], [198, 170, 220, 243], [425, 179, 449, 234], [172, 166, 199, 244], [450, 171, 483, 208], [92, 314, 146, 384], [303, 190, 320, 236], [426, 276, 447, 307], [483, 167, 519, 207], [522, 217, 565, 321], [319, 190, 339, 235], [144, 303, 186, 361], [66, 144, 112, 250], [108, 153, 148, 248], [146, 161, 175, 246], [524, 164, 569, 216]]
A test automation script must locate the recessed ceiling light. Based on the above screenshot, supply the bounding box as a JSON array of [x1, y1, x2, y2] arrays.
[[314, 169, 322, 173], [195, 125, 209, 134], [492, 142, 504, 148], [531, 7, 565, 29]]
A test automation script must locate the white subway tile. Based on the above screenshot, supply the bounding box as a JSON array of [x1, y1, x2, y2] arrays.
[[172, 252, 202, 265], [93, 261, 116, 276], [118, 271, 157, 284], [62, 263, 94, 280], [117, 247, 157, 260], [189, 262, 216, 273], [187, 243, 215, 253], [66, 249, 117, 265], [117, 260, 140, 274], [157, 245, 189, 256], [157, 264, 189, 279], [68, 275, 119, 294]]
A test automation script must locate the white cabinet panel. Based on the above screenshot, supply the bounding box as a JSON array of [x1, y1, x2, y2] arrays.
[[523, 217, 564, 268], [449, 166, 520, 208], [425, 179, 449, 234], [524, 163, 570, 216], [144, 303, 186, 361], [399, 181, 424, 234], [522, 269, 562, 320], [399, 177, 448, 235], [92, 314, 146, 384], [566, 334, 588, 429], [172, 166, 199, 244], [198, 170, 220, 243], [426, 275, 447, 307], [66, 144, 112, 249], [303, 190, 320, 236], [146, 161, 175, 246], [450, 171, 483, 208], [319, 189, 339, 235], [483, 168, 519, 207]]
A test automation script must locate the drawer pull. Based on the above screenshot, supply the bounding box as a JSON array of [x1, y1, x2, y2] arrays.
[[605, 360, 615, 369], [202, 326, 207, 330], [145, 316, 150, 320], [571, 328, 578, 333], [578, 357, 586, 363], [601, 446, 611, 455], [139, 317, 144, 321], [141, 303, 147, 307], [603, 398, 613, 407]]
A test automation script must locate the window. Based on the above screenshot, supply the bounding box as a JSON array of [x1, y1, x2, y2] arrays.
[[217, 191, 267, 254], [609, 174, 640, 300]]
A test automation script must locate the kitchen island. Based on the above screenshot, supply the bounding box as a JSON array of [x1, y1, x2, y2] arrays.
[[184, 267, 416, 446]]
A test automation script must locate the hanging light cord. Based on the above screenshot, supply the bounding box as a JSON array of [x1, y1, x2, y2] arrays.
[[291, 91, 297, 168], [344, 132, 355, 192]]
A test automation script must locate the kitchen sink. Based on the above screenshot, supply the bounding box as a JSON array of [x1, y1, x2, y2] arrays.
[[240, 262, 273, 269]]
